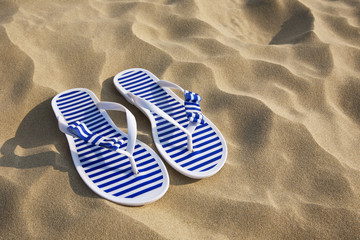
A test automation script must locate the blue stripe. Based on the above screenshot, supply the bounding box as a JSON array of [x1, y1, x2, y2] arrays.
[[118, 71, 144, 82], [98, 163, 158, 188], [79, 147, 109, 158], [63, 105, 97, 117], [163, 105, 185, 114], [61, 100, 94, 113], [156, 102, 180, 111], [57, 92, 87, 103], [188, 154, 222, 171], [64, 106, 98, 119], [155, 99, 176, 108], [141, 88, 164, 99], [175, 142, 222, 163], [184, 102, 199, 106], [80, 149, 112, 162], [58, 97, 90, 109], [71, 113, 103, 126], [181, 148, 223, 167], [200, 163, 217, 172], [137, 158, 156, 168], [113, 175, 163, 196], [194, 133, 218, 144], [83, 116, 106, 126], [93, 125, 112, 134], [88, 164, 128, 179], [68, 113, 103, 126], [107, 170, 162, 193], [126, 83, 154, 94], [192, 126, 212, 137], [130, 82, 157, 93], [94, 171, 133, 184], [126, 182, 163, 198], [124, 77, 152, 89], [66, 109, 99, 122], [134, 85, 160, 96], [98, 128, 116, 137], [139, 163, 159, 172], [121, 75, 149, 86], [118, 72, 146, 83], [159, 131, 186, 143], [59, 97, 92, 110], [152, 95, 171, 105], [86, 120, 107, 129], [144, 91, 167, 101], [185, 107, 201, 111]]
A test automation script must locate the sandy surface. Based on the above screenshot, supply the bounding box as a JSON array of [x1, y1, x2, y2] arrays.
[[1, 0, 360, 239]]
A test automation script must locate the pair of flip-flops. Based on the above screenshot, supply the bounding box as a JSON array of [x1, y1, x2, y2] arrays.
[[52, 68, 228, 206]]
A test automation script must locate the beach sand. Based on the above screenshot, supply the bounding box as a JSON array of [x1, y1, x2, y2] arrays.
[[1, 0, 360, 239]]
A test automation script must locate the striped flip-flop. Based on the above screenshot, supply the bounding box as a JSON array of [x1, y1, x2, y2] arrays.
[[52, 88, 169, 206], [113, 69, 227, 179]]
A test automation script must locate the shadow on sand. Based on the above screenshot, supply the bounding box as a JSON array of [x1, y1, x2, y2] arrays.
[[0, 98, 98, 199], [0, 77, 197, 202]]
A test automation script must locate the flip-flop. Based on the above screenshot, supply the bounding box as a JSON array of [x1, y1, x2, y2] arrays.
[[113, 69, 227, 179], [52, 88, 169, 206]]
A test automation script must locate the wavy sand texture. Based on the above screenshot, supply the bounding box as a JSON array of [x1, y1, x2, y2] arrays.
[[1, 0, 360, 239]]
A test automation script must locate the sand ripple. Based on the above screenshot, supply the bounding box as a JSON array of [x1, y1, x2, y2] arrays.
[[1, 0, 360, 239]]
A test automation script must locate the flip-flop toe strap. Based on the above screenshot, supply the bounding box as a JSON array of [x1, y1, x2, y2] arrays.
[[68, 121, 126, 150], [184, 90, 205, 125]]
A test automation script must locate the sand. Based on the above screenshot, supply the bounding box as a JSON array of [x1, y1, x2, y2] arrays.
[[1, 0, 360, 239]]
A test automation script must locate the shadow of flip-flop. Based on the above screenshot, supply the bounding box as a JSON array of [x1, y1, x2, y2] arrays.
[[0, 98, 99, 199]]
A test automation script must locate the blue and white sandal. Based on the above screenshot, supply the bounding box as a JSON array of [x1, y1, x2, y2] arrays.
[[52, 88, 169, 206], [113, 69, 227, 179]]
